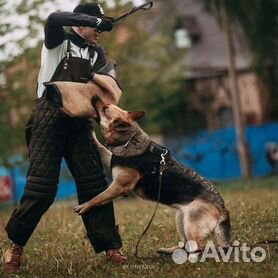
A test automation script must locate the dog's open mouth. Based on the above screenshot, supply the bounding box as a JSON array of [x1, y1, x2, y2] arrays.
[[91, 95, 106, 123]]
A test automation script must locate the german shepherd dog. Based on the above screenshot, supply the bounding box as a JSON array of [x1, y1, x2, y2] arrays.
[[73, 96, 231, 254]]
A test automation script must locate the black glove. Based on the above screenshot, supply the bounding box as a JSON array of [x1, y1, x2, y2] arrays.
[[96, 18, 113, 33]]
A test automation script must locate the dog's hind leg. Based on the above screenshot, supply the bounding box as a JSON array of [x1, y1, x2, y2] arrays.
[[182, 200, 219, 258], [157, 210, 186, 255], [214, 209, 231, 248]]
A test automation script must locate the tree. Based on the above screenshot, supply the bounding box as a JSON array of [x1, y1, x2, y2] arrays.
[[220, 0, 252, 179]]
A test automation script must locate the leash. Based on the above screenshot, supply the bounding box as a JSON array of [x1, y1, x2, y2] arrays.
[[252, 240, 278, 245], [134, 149, 168, 259], [112, 2, 153, 25], [249, 240, 278, 261], [254, 240, 278, 261]]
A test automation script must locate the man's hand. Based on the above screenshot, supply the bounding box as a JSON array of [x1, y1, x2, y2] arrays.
[[73, 202, 91, 215], [96, 17, 113, 32]]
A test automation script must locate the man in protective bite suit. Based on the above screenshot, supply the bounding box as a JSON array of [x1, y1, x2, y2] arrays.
[[3, 2, 126, 273]]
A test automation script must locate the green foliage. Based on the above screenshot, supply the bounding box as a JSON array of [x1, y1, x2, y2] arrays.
[[0, 0, 53, 166], [0, 45, 42, 166], [201, 0, 278, 59]]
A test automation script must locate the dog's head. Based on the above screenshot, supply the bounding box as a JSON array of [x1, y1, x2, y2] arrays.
[[92, 95, 145, 146]]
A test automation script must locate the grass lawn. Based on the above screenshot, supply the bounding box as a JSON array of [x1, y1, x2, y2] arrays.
[[0, 175, 277, 278]]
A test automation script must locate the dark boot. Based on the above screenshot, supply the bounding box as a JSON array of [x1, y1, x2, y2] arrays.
[[2, 242, 24, 273], [106, 248, 127, 264]]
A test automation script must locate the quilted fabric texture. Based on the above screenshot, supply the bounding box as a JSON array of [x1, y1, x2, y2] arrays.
[[6, 97, 122, 251]]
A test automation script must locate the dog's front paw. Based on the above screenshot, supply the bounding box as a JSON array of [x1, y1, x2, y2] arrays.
[[73, 204, 90, 215]]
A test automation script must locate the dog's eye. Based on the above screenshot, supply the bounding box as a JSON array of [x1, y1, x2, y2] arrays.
[[116, 123, 129, 129], [114, 121, 130, 129]]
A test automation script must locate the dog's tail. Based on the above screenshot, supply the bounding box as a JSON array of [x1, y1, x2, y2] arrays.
[[214, 209, 231, 248]]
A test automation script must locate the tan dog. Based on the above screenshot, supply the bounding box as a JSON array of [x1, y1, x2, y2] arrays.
[[73, 96, 231, 254]]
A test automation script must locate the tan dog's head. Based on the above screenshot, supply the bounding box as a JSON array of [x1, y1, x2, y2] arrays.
[[92, 95, 145, 146]]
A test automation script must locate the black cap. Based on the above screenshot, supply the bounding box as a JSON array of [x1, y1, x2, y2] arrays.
[[73, 3, 105, 17]]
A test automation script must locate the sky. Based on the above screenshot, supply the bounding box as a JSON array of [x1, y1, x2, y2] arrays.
[[0, 0, 146, 62]]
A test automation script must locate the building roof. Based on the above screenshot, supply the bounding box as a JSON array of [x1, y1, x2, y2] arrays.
[[171, 0, 253, 79]]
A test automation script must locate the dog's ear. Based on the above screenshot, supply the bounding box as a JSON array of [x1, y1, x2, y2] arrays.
[[128, 111, 145, 122]]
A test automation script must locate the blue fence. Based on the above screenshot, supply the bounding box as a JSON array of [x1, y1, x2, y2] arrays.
[[8, 160, 77, 203], [166, 122, 278, 181], [1, 122, 277, 203]]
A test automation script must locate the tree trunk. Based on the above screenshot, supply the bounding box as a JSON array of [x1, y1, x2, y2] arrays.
[[220, 0, 252, 179]]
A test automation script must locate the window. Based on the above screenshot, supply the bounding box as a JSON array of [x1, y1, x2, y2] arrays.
[[174, 15, 201, 49], [175, 28, 192, 49]]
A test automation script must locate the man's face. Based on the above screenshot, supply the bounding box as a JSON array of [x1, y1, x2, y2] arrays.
[[79, 27, 101, 44]]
